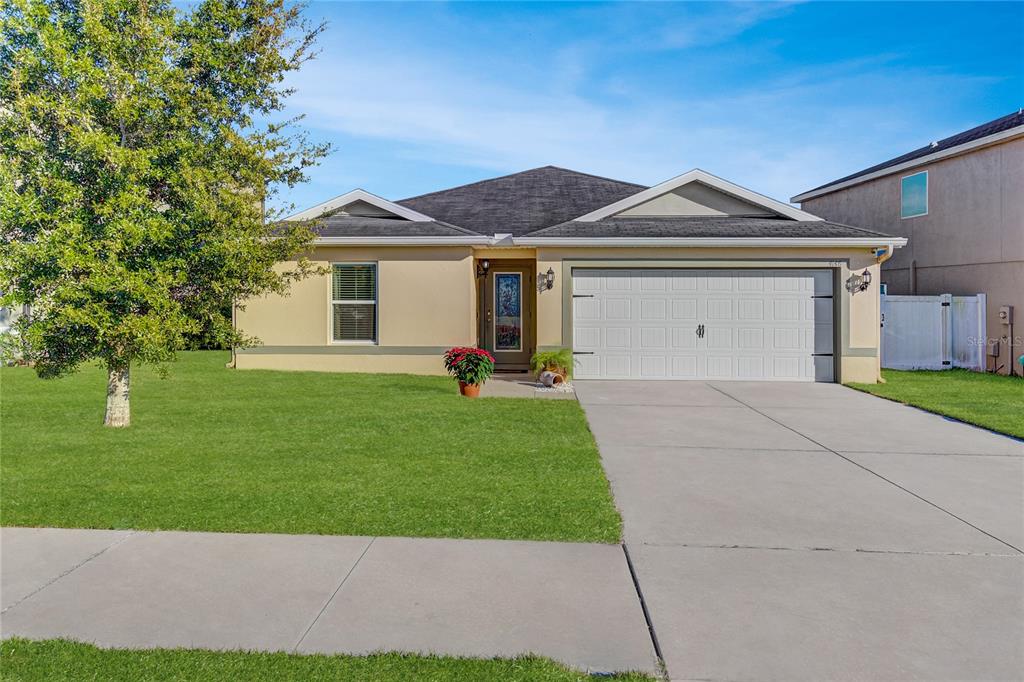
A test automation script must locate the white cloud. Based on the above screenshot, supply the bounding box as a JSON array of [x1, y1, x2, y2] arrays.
[[282, 4, 998, 203]]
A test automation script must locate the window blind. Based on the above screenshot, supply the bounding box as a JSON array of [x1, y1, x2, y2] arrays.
[[332, 264, 377, 342], [332, 263, 376, 301]]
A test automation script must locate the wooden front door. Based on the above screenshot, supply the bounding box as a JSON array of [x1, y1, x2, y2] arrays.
[[481, 263, 534, 371]]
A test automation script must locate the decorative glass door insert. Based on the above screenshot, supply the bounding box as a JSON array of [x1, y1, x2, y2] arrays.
[[494, 272, 522, 351]]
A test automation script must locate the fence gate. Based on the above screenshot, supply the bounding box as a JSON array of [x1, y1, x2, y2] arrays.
[[881, 294, 986, 371]]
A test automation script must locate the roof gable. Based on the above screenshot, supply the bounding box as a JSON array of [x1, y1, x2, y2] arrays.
[[285, 189, 434, 222], [616, 182, 775, 218], [576, 169, 821, 222], [397, 166, 646, 236]]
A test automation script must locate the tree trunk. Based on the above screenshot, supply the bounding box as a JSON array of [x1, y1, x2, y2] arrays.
[[104, 361, 131, 428]]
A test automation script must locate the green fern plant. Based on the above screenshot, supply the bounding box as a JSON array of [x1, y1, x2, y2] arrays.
[[530, 348, 574, 379]]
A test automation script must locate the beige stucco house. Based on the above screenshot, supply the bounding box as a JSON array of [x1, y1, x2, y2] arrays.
[[236, 167, 906, 383], [793, 111, 1023, 375]]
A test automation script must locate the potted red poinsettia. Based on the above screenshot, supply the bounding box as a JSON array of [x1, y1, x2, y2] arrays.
[[443, 347, 495, 398]]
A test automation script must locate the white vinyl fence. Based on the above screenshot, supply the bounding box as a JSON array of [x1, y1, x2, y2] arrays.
[[881, 294, 987, 371]]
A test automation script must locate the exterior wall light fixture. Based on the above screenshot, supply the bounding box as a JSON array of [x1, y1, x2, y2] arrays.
[[846, 268, 872, 293]]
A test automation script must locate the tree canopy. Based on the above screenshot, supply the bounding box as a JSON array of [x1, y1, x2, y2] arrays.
[[0, 0, 329, 425]]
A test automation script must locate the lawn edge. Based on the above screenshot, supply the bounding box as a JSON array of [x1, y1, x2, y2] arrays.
[[845, 382, 1024, 442], [0, 524, 624, 546], [0, 637, 659, 680]]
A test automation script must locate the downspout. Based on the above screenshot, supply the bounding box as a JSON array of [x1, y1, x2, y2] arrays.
[[874, 247, 896, 383]]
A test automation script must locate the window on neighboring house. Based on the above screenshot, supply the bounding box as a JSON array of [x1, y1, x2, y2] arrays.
[[332, 263, 377, 343], [901, 171, 928, 218]]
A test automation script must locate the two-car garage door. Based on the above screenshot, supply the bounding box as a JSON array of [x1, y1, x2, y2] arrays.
[[572, 268, 835, 382]]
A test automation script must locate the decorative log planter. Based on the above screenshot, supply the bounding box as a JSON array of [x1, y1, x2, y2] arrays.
[[458, 381, 482, 398], [538, 370, 566, 387]]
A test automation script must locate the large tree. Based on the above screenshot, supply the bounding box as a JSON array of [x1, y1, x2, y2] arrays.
[[0, 0, 328, 426]]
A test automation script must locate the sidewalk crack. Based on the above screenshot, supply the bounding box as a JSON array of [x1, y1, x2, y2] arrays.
[[1, 530, 137, 615]]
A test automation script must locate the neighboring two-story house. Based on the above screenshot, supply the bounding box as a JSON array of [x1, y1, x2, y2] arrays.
[[792, 111, 1024, 375]]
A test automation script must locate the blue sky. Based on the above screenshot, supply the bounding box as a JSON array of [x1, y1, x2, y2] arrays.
[[276, 1, 1024, 213]]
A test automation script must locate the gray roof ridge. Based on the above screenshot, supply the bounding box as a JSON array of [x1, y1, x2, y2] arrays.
[[797, 218, 894, 238], [428, 218, 486, 236], [397, 165, 645, 204], [598, 215, 793, 221], [397, 166, 556, 203], [314, 214, 482, 237], [542, 165, 648, 189], [519, 218, 578, 237]]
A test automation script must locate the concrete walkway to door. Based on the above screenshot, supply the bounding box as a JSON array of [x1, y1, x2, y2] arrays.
[[576, 380, 1024, 681]]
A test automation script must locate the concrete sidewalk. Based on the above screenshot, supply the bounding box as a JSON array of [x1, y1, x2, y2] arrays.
[[0, 527, 658, 675]]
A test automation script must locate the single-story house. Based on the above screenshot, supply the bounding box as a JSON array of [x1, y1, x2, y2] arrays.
[[235, 167, 906, 383]]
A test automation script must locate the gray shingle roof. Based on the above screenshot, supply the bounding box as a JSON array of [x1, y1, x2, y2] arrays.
[[313, 216, 480, 238], [299, 165, 898, 242], [801, 110, 1024, 196], [397, 166, 647, 236], [523, 217, 895, 240]]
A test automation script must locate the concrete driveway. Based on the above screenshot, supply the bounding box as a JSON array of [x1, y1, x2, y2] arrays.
[[576, 380, 1024, 682]]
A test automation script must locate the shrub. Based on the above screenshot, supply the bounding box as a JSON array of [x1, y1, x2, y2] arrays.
[[530, 348, 574, 379], [443, 347, 496, 385]]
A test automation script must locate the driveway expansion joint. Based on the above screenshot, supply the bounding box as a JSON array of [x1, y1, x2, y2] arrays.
[[607, 443, 826, 454], [621, 543, 665, 670], [707, 383, 1024, 555], [576, 380, 1024, 681], [633, 541, 1024, 558], [840, 449, 1024, 458]]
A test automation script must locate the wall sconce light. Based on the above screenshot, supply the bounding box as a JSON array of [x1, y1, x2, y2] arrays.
[[476, 259, 490, 278], [542, 267, 555, 290], [845, 268, 873, 293]]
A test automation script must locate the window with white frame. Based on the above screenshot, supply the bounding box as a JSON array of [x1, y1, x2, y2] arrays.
[[900, 171, 928, 218], [331, 263, 377, 343]]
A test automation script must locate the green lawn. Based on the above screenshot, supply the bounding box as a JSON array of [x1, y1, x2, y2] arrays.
[[0, 352, 621, 542], [850, 369, 1024, 439], [0, 639, 654, 682]]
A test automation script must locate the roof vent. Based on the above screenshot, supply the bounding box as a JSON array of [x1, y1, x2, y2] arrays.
[[929, 141, 939, 148]]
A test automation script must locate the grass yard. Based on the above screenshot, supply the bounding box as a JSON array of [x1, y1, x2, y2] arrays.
[[0, 639, 654, 682], [850, 369, 1024, 439], [0, 352, 621, 542]]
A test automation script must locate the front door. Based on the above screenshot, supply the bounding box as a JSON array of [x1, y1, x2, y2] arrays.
[[481, 263, 534, 371]]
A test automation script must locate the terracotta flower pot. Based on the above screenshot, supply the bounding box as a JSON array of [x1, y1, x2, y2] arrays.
[[458, 381, 481, 398]]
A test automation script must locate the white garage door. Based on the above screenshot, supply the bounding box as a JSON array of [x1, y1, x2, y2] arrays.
[[572, 269, 834, 381]]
